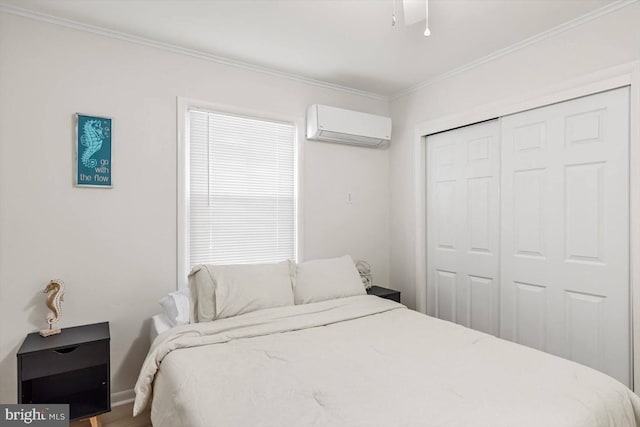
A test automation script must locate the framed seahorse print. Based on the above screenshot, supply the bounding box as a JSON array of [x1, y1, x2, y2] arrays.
[[74, 113, 112, 187]]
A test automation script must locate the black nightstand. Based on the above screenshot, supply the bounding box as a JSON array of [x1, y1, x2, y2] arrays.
[[367, 285, 401, 303], [17, 322, 110, 424]]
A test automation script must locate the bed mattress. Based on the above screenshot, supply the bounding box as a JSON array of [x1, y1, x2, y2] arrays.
[[135, 295, 640, 427]]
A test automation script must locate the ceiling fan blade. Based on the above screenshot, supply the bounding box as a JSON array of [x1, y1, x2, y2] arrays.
[[402, 0, 426, 26]]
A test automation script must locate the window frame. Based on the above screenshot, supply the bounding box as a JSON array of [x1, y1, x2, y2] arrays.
[[177, 97, 304, 289]]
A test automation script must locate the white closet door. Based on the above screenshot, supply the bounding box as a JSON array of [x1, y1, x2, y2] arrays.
[[426, 120, 501, 335], [500, 88, 630, 386]]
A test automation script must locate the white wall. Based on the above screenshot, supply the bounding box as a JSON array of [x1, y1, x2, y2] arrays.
[[390, 2, 640, 310], [0, 12, 390, 403], [6, 0, 636, 406]]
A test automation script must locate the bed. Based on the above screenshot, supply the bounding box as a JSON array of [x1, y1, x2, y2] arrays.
[[135, 257, 640, 427]]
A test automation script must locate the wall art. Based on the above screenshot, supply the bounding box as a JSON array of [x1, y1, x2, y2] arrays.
[[75, 113, 112, 187]]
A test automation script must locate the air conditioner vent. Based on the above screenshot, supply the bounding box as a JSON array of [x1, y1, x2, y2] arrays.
[[306, 105, 391, 148]]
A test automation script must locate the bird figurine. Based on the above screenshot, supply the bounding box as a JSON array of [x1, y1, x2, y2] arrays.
[[40, 279, 65, 337]]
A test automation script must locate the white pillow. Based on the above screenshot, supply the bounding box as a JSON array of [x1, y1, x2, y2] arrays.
[[294, 255, 366, 304], [213, 260, 295, 319], [188, 265, 217, 322], [159, 289, 191, 326]]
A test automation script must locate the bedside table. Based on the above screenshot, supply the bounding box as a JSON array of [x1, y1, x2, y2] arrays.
[[17, 322, 110, 425], [367, 285, 401, 303]]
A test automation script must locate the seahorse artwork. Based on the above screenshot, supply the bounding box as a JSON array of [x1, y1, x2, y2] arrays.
[[39, 279, 65, 337], [80, 119, 106, 168]]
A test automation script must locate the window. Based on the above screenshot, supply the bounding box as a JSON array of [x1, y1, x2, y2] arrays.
[[181, 107, 297, 277]]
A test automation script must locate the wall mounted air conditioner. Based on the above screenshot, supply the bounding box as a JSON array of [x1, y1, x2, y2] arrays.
[[306, 104, 392, 148]]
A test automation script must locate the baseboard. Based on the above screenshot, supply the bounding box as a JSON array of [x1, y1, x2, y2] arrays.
[[111, 389, 135, 407]]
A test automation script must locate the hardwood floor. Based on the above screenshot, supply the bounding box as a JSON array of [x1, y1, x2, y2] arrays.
[[70, 403, 151, 427]]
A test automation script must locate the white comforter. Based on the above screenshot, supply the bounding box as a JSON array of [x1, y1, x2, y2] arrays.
[[134, 295, 640, 427]]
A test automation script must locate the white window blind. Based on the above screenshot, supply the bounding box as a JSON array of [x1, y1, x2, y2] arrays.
[[188, 109, 296, 266]]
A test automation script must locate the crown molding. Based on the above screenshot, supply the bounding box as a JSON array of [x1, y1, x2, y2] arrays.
[[1, 0, 636, 102], [392, 0, 639, 100], [0, 3, 389, 101]]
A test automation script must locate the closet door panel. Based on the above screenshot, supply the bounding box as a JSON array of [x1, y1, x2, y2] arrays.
[[500, 88, 630, 386], [427, 120, 500, 335]]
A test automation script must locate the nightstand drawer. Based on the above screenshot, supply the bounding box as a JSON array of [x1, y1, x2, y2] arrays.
[[21, 340, 108, 381]]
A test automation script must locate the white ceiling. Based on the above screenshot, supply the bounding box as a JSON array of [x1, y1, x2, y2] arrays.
[[0, 0, 621, 96]]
